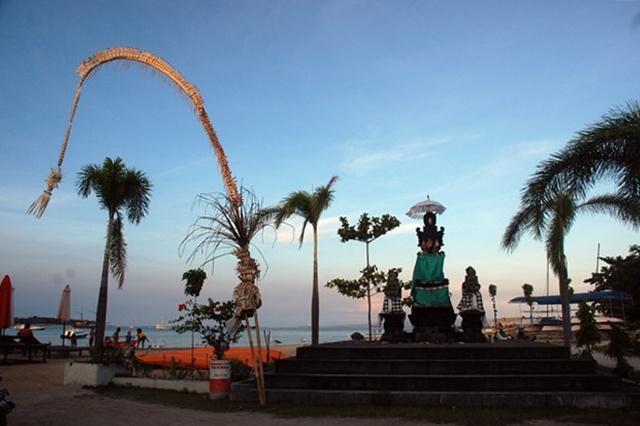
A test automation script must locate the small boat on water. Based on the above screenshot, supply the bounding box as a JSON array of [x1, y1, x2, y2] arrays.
[[155, 323, 174, 330], [61, 328, 88, 339]]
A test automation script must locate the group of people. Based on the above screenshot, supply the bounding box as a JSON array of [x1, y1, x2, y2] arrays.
[[100, 327, 148, 348], [16, 323, 151, 349]]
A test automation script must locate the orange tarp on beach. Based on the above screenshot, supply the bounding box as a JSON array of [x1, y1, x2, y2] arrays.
[[137, 347, 284, 369]]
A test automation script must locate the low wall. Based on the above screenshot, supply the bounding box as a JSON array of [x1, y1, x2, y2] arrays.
[[64, 362, 127, 387], [112, 376, 209, 394]]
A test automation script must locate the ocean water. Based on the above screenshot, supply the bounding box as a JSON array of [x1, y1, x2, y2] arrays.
[[21, 324, 374, 348]]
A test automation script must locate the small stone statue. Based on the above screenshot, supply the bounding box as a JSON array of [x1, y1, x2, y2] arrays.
[[382, 269, 403, 313], [379, 269, 406, 341], [456, 266, 487, 343], [457, 266, 484, 313]]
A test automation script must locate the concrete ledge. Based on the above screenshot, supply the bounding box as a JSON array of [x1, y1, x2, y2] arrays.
[[63, 362, 127, 387], [112, 376, 209, 393], [231, 383, 640, 408]]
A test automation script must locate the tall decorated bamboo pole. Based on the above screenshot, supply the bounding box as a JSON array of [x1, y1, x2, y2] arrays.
[[27, 47, 240, 218]]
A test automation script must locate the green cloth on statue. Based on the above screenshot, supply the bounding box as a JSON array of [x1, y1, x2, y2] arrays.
[[412, 253, 451, 307], [413, 286, 451, 306], [412, 253, 445, 282]]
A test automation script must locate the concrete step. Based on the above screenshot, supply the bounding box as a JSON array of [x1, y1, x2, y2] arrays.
[[231, 384, 640, 408], [264, 372, 620, 392], [275, 358, 596, 375], [296, 341, 570, 360]]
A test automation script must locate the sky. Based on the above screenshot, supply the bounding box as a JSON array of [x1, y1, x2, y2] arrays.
[[1, 0, 639, 329]]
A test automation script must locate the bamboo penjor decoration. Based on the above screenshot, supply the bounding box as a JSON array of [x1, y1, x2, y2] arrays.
[[27, 47, 240, 218]]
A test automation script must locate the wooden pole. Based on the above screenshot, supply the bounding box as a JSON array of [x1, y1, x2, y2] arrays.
[[244, 316, 265, 406], [253, 311, 267, 405]]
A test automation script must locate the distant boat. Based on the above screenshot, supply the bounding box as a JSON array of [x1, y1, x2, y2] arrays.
[[155, 323, 174, 330], [61, 328, 88, 339], [14, 324, 46, 331]]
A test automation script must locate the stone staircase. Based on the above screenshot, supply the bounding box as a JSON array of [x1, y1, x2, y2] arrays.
[[231, 341, 639, 407]]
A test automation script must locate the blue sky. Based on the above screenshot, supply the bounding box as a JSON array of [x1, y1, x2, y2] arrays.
[[1, 0, 639, 328]]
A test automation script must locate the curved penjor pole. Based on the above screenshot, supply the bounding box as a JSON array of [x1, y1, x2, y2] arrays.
[[27, 47, 240, 218]]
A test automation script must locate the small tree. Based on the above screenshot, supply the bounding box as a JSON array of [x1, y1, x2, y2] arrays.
[[607, 325, 633, 377], [181, 269, 207, 364], [173, 299, 241, 359], [489, 284, 498, 332], [337, 213, 400, 340], [522, 283, 534, 322], [183, 269, 207, 298], [327, 267, 405, 331], [585, 245, 640, 321], [575, 300, 601, 358]]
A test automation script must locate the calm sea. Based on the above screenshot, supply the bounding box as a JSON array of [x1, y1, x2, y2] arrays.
[[22, 324, 373, 348]]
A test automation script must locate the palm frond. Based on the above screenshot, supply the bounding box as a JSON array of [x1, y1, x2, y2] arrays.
[[76, 164, 101, 198], [275, 191, 313, 226], [522, 101, 640, 211], [109, 211, 127, 289], [311, 176, 338, 222], [124, 168, 152, 224], [501, 204, 542, 252], [180, 187, 276, 272], [298, 219, 309, 247], [577, 194, 640, 230]]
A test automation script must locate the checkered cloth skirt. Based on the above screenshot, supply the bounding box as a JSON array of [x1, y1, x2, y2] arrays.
[[383, 297, 403, 313], [457, 291, 484, 312]]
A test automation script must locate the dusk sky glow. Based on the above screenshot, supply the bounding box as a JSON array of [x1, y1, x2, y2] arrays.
[[1, 0, 639, 330]]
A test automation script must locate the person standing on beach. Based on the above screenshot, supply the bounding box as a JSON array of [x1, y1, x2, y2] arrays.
[[136, 328, 147, 348], [112, 327, 121, 344], [125, 329, 132, 346]]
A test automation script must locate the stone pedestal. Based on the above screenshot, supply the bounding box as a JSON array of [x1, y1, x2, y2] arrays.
[[380, 312, 406, 342], [409, 306, 455, 342], [460, 310, 487, 343]]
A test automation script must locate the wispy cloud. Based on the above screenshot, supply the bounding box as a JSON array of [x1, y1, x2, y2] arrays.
[[152, 157, 210, 178], [339, 138, 449, 176], [430, 140, 560, 195]]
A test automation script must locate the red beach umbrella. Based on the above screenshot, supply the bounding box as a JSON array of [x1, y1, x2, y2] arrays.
[[0, 275, 14, 334]]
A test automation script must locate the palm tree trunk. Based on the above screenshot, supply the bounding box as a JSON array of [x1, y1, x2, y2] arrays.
[[311, 225, 319, 345], [94, 212, 113, 349], [365, 242, 372, 341], [558, 265, 572, 348]]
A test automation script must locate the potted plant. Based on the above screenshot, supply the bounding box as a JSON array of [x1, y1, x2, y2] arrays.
[[173, 298, 242, 399]]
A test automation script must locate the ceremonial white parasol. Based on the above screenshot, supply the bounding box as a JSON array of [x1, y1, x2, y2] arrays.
[[406, 195, 446, 218]]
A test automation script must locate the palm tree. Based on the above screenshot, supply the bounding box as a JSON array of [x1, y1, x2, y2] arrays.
[[503, 185, 640, 347], [522, 283, 534, 322], [273, 177, 338, 345], [76, 157, 152, 349]]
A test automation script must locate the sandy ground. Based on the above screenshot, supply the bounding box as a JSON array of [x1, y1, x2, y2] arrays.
[[0, 347, 637, 425]]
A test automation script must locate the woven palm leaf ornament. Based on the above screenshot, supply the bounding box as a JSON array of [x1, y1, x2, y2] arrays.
[[27, 47, 241, 218]]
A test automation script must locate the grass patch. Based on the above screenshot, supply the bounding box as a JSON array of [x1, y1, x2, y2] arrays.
[[92, 385, 640, 425]]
